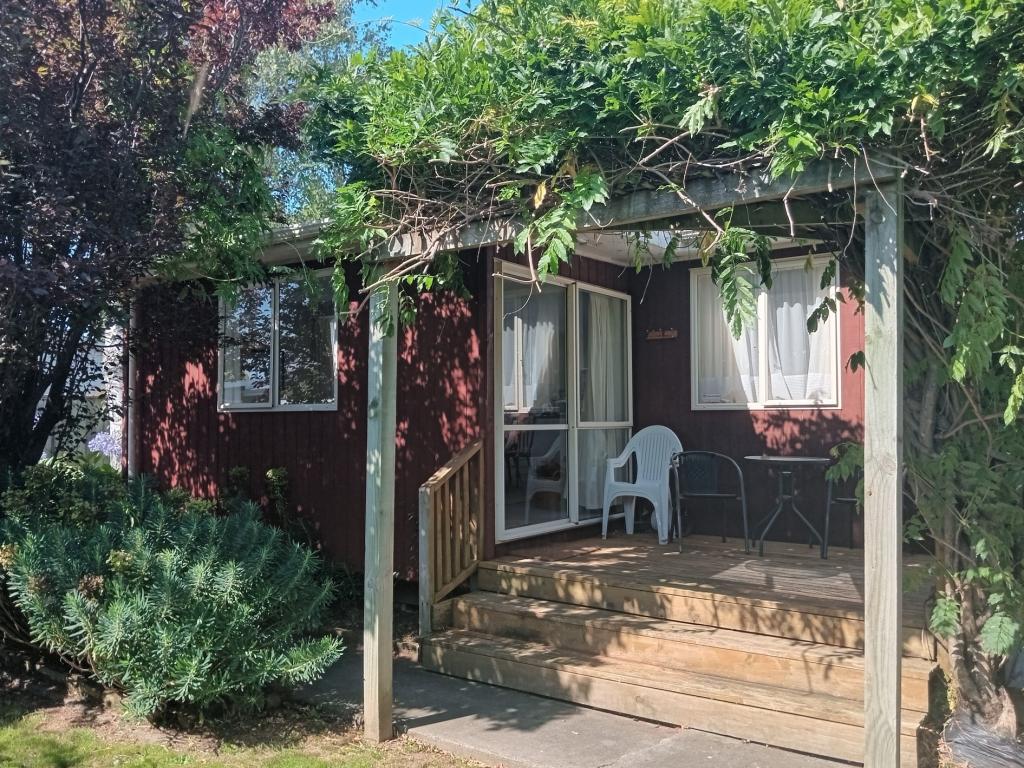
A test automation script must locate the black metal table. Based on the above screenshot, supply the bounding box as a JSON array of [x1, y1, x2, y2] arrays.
[[743, 455, 832, 558]]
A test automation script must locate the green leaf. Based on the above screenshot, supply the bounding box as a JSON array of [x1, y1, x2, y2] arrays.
[[680, 90, 717, 136], [939, 230, 971, 306], [431, 137, 458, 163], [928, 597, 959, 638], [1004, 370, 1024, 425], [979, 613, 1019, 655]]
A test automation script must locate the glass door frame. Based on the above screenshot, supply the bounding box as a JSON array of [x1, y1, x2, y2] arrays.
[[493, 259, 633, 543]]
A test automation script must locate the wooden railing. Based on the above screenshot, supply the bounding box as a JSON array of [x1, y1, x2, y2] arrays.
[[418, 439, 485, 637]]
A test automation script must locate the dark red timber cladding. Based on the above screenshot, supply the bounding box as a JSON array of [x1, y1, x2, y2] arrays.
[[135, 253, 488, 578], [499, 246, 632, 292], [394, 254, 487, 578], [628, 258, 866, 548]]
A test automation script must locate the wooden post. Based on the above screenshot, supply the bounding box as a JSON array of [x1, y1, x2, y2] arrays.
[[363, 283, 398, 743], [863, 182, 904, 768], [418, 484, 433, 638]]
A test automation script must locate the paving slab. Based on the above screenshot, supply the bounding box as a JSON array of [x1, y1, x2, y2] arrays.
[[300, 650, 850, 768]]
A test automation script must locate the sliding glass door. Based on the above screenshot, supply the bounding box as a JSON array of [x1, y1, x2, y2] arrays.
[[500, 280, 570, 533], [496, 262, 632, 541], [576, 288, 631, 523]]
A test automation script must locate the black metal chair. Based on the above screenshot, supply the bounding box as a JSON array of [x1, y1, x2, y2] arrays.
[[504, 430, 535, 488], [671, 451, 750, 554], [821, 468, 863, 559]]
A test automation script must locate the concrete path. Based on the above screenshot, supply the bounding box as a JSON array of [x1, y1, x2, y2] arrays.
[[299, 651, 848, 768]]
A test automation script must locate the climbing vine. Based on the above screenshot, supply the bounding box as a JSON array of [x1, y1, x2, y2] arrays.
[[304, 0, 1024, 743]]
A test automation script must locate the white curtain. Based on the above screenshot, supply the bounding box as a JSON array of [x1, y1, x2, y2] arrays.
[[502, 287, 565, 415], [694, 272, 759, 404], [579, 292, 627, 510], [501, 302, 517, 410], [522, 290, 563, 411], [766, 266, 835, 402]]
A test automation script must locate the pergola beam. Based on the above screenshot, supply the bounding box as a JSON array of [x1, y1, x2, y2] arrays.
[[862, 182, 905, 768], [392, 156, 899, 257], [596, 199, 839, 240]]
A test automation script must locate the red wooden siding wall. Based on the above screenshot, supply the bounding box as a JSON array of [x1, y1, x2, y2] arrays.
[[135, 256, 487, 578], [136, 245, 865, 579], [628, 260, 865, 547]]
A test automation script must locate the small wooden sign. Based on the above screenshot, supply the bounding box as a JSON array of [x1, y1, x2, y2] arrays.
[[645, 328, 678, 341]]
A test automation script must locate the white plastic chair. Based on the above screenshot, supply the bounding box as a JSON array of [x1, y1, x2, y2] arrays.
[[601, 426, 683, 545], [524, 434, 567, 523]]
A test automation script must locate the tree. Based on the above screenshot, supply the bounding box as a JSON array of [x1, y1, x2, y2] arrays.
[[303, 0, 1024, 750], [249, 0, 387, 222], [0, 0, 333, 479]]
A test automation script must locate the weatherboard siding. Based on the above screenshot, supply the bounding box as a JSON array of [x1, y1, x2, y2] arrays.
[[135, 247, 864, 579], [628, 260, 865, 547], [135, 256, 487, 577]]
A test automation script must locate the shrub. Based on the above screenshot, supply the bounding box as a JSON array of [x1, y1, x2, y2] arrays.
[[163, 486, 217, 517], [261, 467, 318, 549], [1, 477, 343, 719], [1, 457, 125, 526]]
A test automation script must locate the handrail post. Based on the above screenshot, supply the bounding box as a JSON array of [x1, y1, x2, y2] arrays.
[[418, 484, 433, 638]]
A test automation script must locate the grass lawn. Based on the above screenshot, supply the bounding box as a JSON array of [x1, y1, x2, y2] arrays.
[[0, 705, 476, 768]]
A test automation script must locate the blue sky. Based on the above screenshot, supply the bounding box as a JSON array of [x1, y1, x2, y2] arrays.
[[353, 0, 456, 49]]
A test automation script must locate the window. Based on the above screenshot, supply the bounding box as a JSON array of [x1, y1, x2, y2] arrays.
[[219, 272, 338, 411], [501, 284, 568, 423], [691, 255, 839, 410], [495, 261, 633, 540]]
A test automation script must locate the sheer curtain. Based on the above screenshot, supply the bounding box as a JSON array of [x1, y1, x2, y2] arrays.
[[522, 290, 564, 412], [579, 292, 627, 510], [502, 287, 566, 416], [766, 266, 835, 403], [694, 272, 759, 404], [501, 300, 517, 410]]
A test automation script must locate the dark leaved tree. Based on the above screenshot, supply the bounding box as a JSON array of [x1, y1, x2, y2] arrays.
[[0, 0, 332, 479]]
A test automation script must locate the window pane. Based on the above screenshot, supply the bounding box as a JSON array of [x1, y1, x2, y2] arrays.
[[503, 429, 569, 529], [694, 272, 759, 404], [577, 427, 630, 520], [502, 282, 567, 426], [766, 265, 836, 403], [278, 276, 337, 406], [222, 286, 272, 406], [580, 291, 628, 423], [502, 298, 518, 411]]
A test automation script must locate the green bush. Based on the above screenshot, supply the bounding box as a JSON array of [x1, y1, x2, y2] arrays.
[[1, 458, 125, 526], [1, 475, 343, 719]]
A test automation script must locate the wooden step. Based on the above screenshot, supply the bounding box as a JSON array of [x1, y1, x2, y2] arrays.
[[477, 560, 937, 659], [421, 629, 930, 768], [451, 591, 936, 712]]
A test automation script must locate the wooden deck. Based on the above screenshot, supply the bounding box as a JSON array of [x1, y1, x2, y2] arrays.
[[497, 532, 936, 631], [421, 532, 940, 766]]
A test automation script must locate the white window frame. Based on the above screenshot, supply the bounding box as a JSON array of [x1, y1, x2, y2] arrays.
[[690, 254, 841, 412], [217, 268, 339, 413], [494, 259, 634, 543]]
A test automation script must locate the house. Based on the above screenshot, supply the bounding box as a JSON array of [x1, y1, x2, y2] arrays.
[[127, 161, 929, 766], [131, 232, 862, 571]]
